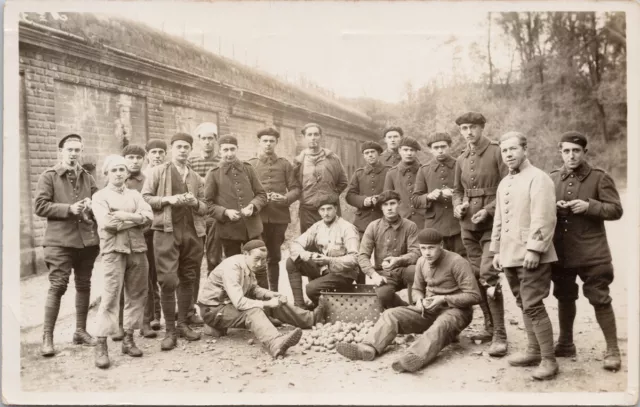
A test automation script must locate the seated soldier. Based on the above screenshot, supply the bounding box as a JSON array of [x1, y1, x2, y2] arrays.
[[197, 240, 327, 359], [359, 190, 419, 309], [337, 228, 481, 373], [286, 195, 360, 309]]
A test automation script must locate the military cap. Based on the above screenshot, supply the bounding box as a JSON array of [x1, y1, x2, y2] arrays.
[[242, 239, 266, 252], [455, 112, 487, 126], [376, 190, 401, 208], [418, 228, 443, 245], [426, 132, 452, 147], [399, 136, 422, 151], [58, 133, 83, 148], [383, 126, 404, 137], [171, 132, 193, 146], [560, 131, 587, 148], [219, 135, 238, 146], [146, 138, 167, 152], [257, 127, 280, 139], [317, 194, 339, 208], [121, 144, 146, 157], [361, 141, 384, 154]]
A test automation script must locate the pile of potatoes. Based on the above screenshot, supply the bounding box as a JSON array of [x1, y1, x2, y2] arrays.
[[297, 320, 376, 353]]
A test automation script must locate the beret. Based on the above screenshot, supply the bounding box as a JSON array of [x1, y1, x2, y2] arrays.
[[171, 132, 194, 146], [58, 133, 83, 148], [219, 135, 238, 146], [560, 131, 587, 148], [376, 190, 401, 208], [257, 127, 280, 139], [317, 194, 339, 208], [242, 239, 266, 252], [146, 138, 167, 151], [102, 154, 128, 175], [399, 136, 422, 151], [383, 126, 404, 137], [426, 132, 452, 147], [418, 228, 443, 245], [194, 122, 218, 137], [121, 144, 146, 157], [361, 141, 383, 154], [455, 112, 487, 126]]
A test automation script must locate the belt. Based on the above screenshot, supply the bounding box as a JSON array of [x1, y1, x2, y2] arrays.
[[465, 186, 498, 198]]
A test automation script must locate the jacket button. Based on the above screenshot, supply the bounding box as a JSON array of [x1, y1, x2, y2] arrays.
[[567, 191, 572, 195], [569, 183, 573, 186]]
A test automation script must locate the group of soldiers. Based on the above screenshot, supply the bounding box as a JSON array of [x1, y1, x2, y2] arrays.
[[34, 112, 623, 381]]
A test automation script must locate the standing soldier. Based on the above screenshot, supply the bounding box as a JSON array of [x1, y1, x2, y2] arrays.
[[452, 112, 509, 356], [204, 135, 267, 256], [247, 128, 300, 291], [384, 136, 425, 229], [491, 131, 559, 380], [380, 126, 404, 167], [293, 123, 348, 234], [550, 131, 623, 371], [412, 132, 465, 255], [36, 134, 100, 357], [142, 133, 207, 350]]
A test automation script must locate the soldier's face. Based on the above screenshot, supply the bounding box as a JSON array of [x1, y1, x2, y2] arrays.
[[258, 135, 278, 154], [318, 204, 338, 223], [171, 140, 192, 164], [304, 127, 322, 149], [362, 149, 380, 165], [245, 248, 268, 272], [107, 165, 128, 187], [419, 243, 443, 264], [500, 137, 527, 170], [147, 148, 166, 167], [124, 154, 144, 173], [399, 146, 416, 163], [199, 132, 217, 153], [59, 140, 83, 167], [459, 123, 483, 145], [429, 141, 450, 160], [220, 144, 238, 162], [381, 199, 399, 219], [560, 142, 587, 170], [384, 131, 402, 150]]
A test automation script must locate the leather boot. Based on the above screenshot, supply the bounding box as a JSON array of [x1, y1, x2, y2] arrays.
[[391, 352, 425, 373], [187, 313, 205, 327], [470, 284, 493, 342], [150, 319, 161, 331], [555, 301, 577, 357], [111, 325, 125, 342], [336, 342, 376, 361], [603, 348, 621, 372], [160, 330, 178, 351], [203, 324, 227, 338], [313, 299, 329, 325], [508, 315, 541, 367], [140, 322, 158, 338], [73, 328, 97, 346], [267, 328, 303, 358], [286, 260, 306, 307], [532, 358, 559, 380], [594, 304, 621, 371], [487, 291, 507, 357], [177, 323, 201, 341], [41, 331, 55, 357], [122, 330, 143, 357], [94, 337, 110, 369], [268, 316, 283, 327]]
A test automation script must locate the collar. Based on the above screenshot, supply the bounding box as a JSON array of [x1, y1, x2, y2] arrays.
[[398, 161, 420, 175], [222, 159, 244, 174], [509, 159, 531, 175], [464, 136, 491, 158], [428, 250, 446, 267], [128, 172, 144, 182], [108, 183, 127, 194], [561, 161, 591, 181], [258, 153, 279, 164], [433, 155, 456, 170], [381, 215, 403, 230], [54, 162, 82, 176], [364, 161, 385, 174], [295, 147, 331, 164], [321, 216, 341, 229]]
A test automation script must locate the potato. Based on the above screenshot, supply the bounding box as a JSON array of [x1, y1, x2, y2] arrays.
[[327, 343, 336, 350]]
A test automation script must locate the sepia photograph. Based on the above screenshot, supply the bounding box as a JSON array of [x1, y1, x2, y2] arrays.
[[2, 1, 639, 405]]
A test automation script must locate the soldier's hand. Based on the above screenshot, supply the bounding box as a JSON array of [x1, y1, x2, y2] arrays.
[[425, 295, 446, 310], [556, 200, 568, 208], [240, 204, 254, 217], [383, 256, 401, 269], [270, 193, 286, 203], [184, 193, 198, 207], [363, 197, 373, 207], [426, 189, 441, 201], [471, 208, 488, 224], [225, 209, 242, 221], [69, 201, 85, 215], [264, 298, 281, 309], [492, 254, 502, 271], [441, 188, 453, 199], [111, 210, 131, 221], [523, 250, 541, 270], [453, 204, 466, 219], [163, 195, 180, 206], [370, 272, 386, 286], [568, 199, 589, 214], [277, 295, 288, 305]]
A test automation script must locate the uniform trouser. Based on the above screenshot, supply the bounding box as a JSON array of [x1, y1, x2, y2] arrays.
[[43, 245, 100, 332], [364, 305, 473, 366], [551, 263, 614, 306], [286, 257, 355, 305], [442, 234, 467, 258], [198, 303, 315, 345], [263, 222, 289, 292], [96, 252, 149, 336], [354, 231, 369, 284], [460, 228, 499, 287], [143, 232, 161, 324], [154, 225, 203, 329], [375, 266, 416, 309], [504, 263, 552, 320], [204, 217, 223, 272]]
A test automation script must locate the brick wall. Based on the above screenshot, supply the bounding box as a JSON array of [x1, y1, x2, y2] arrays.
[[19, 23, 377, 277]]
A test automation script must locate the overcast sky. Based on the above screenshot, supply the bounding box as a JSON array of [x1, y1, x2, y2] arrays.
[[113, 2, 511, 103]]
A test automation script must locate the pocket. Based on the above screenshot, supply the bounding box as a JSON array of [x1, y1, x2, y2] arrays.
[[520, 228, 530, 244]]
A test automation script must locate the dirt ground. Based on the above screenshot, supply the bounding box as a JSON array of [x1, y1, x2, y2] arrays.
[[19, 198, 632, 396]]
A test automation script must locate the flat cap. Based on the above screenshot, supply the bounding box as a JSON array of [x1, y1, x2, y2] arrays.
[[146, 138, 167, 151], [219, 135, 238, 146], [242, 239, 266, 252], [418, 228, 443, 245], [58, 133, 82, 148], [455, 112, 487, 126], [383, 126, 404, 137], [560, 131, 587, 148], [361, 141, 383, 154], [399, 136, 422, 151], [121, 144, 146, 157], [376, 190, 401, 208], [257, 127, 280, 139], [171, 132, 193, 146], [426, 132, 452, 147]]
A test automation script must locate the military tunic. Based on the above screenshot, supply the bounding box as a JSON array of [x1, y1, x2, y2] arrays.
[[384, 161, 424, 228], [380, 149, 402, 167], [345, 162, 391, 234]]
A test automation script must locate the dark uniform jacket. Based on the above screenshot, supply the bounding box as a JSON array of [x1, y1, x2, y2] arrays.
[[345, 162, 391, 233], [453, 136, 509, 232], [125, 173, 146, 193], [204, 159, 268, 241], [550, 161, 623, 269], [384, 161, 424, 228], [411, 155, 460, 237], [34, 163, 99, 248], [292, 147, 348, 211], [247, 153, 300, 224], [380, 149, 401, 167]]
